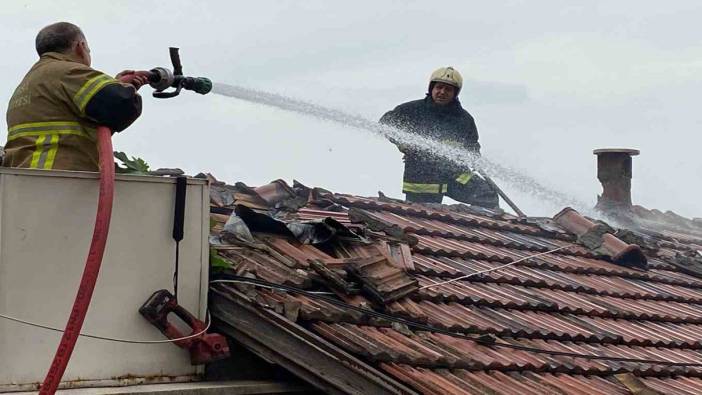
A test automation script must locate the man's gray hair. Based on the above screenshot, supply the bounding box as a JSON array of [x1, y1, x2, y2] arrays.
[[35, 22, 85, 56]]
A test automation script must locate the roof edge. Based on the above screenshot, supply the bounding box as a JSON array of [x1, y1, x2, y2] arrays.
[[210, 285, 419, 395]]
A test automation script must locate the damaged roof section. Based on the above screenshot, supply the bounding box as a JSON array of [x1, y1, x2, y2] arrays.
[[345, 255, 418, 305], [208, 177, 702, 395], [209, 177, 419, 309], [554, 207, 648, 269]]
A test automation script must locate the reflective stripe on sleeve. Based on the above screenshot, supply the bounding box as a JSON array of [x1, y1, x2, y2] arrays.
[[73, 74, 118, 113], [455, 172, 473, 185]]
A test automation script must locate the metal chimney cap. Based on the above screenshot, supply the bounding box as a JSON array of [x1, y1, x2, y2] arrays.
[[593, 148, 640, 156]]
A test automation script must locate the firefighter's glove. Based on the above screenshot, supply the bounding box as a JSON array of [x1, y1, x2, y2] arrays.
[[116, 70, 151, 91]]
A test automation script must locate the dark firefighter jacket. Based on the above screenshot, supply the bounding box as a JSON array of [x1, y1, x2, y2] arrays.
[[379, 95, 480, 194], [4, 52, 142, 172]]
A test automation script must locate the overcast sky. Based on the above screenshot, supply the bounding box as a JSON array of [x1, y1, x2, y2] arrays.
[[2, 1, 701, 217]]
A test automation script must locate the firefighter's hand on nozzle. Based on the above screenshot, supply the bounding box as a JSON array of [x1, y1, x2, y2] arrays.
[[116, 70, 151, 91]]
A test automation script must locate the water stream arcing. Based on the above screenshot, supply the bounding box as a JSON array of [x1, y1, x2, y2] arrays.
[[212, 83, 592, 215]]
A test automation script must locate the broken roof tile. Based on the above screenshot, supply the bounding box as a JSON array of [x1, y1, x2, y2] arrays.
[[554, 207, 648, 269], [253, 179, 296, 206], [346, 256, 419, 305]]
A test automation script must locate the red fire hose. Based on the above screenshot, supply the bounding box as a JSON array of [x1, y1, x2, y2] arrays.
[[40, 126, 115, 394]]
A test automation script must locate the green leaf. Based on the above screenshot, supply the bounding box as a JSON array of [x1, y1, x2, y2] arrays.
[[210, 249, 232, 269], [114, 151, 150, 174]]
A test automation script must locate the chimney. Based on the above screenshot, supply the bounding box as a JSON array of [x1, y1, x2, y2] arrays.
[[593, 148, 639, 212]]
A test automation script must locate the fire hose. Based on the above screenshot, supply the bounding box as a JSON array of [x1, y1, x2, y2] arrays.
[[39, 126, 115, 395]]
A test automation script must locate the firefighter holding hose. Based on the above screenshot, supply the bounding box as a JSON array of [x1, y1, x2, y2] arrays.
[[380, 66, 499, 209], [3, 22, 147, 171]]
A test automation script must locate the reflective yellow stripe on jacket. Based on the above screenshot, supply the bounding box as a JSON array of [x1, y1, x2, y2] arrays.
[[402, 182, 447, 194], [8, 121, 92, 170], [72, 74, 117, 114], [455, 172, 473, 185]]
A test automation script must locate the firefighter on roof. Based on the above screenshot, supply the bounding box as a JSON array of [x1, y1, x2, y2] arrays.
[[380, 66, 499, 208]]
